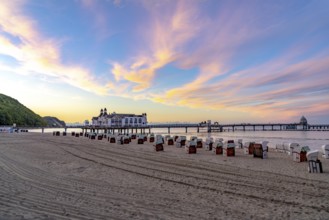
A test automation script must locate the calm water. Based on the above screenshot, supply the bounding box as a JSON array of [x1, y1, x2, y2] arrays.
[[30, 127, 328, 151]]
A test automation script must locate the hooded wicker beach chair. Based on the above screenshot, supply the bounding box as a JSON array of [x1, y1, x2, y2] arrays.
[[154, 135, 164, 151], [307, 150, 323, 173], [205, 137, 213, 151], [186, 140, 197, 154], [213, 139, 223, 155]]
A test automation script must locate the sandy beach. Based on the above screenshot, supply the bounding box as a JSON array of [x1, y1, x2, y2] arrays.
[[0, 133, 328, 220]]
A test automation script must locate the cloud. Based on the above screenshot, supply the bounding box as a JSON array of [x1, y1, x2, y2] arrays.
[[132, 1, 275, 104], [106, 0, 203, 92], [0, 0, 107, 95], [1, 0, 329, 122], [150, 49, 329, 121], [101, 0, 329, 122]]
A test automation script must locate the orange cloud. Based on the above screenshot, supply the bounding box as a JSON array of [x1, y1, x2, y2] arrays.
[[108, 0, 201, 93]]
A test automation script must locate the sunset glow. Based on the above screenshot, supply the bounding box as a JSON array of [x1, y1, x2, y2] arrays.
[[1, 0, 329, 123]]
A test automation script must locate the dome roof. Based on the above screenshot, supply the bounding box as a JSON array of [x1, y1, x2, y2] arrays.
[[300, 116, 307, 125], [103, 108, 108, 116]]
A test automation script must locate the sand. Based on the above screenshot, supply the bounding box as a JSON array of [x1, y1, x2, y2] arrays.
[[0, 133, 328, 220]]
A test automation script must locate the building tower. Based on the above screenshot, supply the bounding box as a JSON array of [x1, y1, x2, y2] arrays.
[[300, 116, 308, 130]]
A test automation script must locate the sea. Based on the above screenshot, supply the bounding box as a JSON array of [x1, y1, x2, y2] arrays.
[[29, 127, 329, 151]]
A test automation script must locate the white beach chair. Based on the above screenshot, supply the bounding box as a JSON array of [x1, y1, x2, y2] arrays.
[[180, 136, 187, 147], [275, 143, 286, 152], [244, 142, 250, 154], [321, 145, 329, 159], [261, 141, 269, 159], [155, 135, 164, 144], [307, 150, 323, 173], [287, 143, 299, 156], [175, 137, 182, 147], [205, 137, 214, 151], [116, 135, 124, 144]]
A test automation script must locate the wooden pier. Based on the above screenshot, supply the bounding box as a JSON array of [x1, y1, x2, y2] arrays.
[[66, 122, 329, 134], [15, 122, 329, 134]]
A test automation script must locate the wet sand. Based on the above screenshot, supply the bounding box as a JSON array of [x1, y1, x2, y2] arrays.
[[0, 133, 328, 219]]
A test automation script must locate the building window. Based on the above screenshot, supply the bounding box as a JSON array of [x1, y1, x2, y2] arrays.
[[139, 118, 142, 124], [130, 118, 133, 124], [125, 118, 128, 124], [134, 118, 137, 123]]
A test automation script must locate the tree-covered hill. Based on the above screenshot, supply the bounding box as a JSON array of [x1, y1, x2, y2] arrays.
[[0, 93, 47, 126], [43, 116, 66, 127]]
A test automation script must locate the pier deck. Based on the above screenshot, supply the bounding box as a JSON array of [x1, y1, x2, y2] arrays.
[[15, 123, 329, 133]]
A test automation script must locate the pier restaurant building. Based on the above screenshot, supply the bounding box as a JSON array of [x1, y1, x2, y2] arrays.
[[91, 108, 147, 127]]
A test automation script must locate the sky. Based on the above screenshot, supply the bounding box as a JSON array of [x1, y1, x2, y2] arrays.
[[1, 0, 329, 124]]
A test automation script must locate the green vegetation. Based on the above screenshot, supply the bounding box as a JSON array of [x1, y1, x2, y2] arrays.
[[43, 116, 66, 127], [0, 93, 47, 126]]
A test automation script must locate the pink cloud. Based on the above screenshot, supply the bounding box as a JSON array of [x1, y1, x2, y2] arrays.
[[150, 49, 329, 122], [109, 0, 202, 92]]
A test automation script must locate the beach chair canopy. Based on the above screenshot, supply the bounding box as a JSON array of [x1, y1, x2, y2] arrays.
[[301, 146, 311, 152], [206, 137, 213, 144], [289, 143, 299, 149], [224, 140, 236, 148], [322, 145, 329, 152], [215, 141, 223, 147], [322, 145, 329, 158], [188, 140, 197, 147], [261, 141, 269, 150], [306, 150, 319, 161]]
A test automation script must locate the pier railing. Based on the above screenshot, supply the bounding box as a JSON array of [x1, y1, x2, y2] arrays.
[[12, 122, 329, 133]]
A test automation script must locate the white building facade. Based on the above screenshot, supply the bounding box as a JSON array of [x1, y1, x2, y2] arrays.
[[91, 108, 147, 127]]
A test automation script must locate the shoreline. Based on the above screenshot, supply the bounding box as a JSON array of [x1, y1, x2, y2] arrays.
[[1, 133, 329, 219], [25, 128, 329, 152]]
